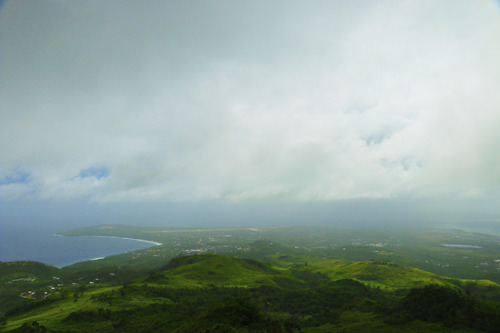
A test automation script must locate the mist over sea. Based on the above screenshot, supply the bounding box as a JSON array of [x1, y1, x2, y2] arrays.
[[0, 223, 155, 267], [2, 196, 498, 269], [451, 220, 500, 237]]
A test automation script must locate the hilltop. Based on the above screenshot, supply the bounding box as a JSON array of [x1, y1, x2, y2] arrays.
[[2, 253, 500, 332], [55, 225, 500, 284], [4, 225, 500, 331]]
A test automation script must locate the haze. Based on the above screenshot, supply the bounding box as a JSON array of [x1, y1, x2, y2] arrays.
[[1, 1, 500, 229]]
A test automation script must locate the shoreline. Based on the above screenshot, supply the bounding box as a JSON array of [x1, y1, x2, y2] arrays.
[[54, 233, 162, 246], [53, 234, 162, 267]]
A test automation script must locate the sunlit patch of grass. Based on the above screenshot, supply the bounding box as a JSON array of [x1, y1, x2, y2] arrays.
[[130, 253, 303, 289]]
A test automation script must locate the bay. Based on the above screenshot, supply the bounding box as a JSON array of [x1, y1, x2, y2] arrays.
[[0, 223, 155, 268]]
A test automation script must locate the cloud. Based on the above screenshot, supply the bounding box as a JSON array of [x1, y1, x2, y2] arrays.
[[1, 0, 499, 203]]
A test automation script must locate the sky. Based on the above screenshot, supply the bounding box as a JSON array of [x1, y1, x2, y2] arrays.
[[1, 1, 500, 228]]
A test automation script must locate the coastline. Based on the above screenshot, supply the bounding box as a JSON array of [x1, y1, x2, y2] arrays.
[[52, 234, 162, 267], [54, 233, 162, 246]]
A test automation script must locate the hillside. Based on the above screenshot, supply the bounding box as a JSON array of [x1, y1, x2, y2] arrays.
[[0, 262, 61, 315], [54, 225, 500, 285], [144, 253, 302, 289], [2, 253, 500, 332]]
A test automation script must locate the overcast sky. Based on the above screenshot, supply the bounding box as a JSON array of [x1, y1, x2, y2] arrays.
[[1, 1, 499, 227]]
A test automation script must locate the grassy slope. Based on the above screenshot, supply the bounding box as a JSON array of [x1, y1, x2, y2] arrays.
[[2, 253, 500, 332], [0, 262, 60, 283], [0, 262, 62, 315], [135, 253, 304, 289], [268, 253, 500, 293], [1, 284, 163, 332], [2, 254, 297, 331]]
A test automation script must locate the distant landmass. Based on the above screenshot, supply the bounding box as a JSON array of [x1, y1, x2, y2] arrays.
[[2, 225, 500, 332]]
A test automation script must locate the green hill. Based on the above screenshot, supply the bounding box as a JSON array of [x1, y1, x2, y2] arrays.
[[0, 262, 60, 284], [271, 255, 500, 302], [140, 253, 303, 289], [2, 254, 500, 332], [0, 262, 61, 315]]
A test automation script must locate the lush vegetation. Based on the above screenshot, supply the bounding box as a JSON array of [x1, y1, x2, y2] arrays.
[[2, 253, 500, 332], [58, 225, 500, 284], [0, 262, 61, 315], [3, 225, 500, 332]]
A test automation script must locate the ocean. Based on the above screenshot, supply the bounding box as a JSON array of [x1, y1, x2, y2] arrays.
[[3, 219, 500, 269], [0, 223, 156, 268]]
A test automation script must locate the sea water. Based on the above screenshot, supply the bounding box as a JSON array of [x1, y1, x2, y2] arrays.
[[0, 223, 155, 267]]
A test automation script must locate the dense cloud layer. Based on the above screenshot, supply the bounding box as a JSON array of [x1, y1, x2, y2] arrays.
[[1, 1, 499, 204]]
